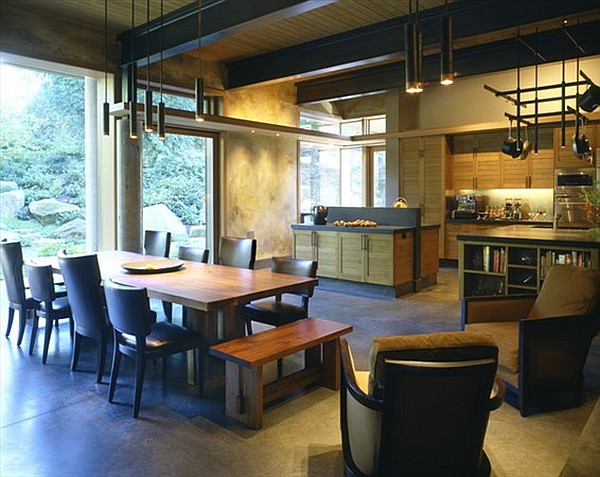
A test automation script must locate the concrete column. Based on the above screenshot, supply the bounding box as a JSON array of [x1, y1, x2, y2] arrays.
[[116, 118, 142, 252], [84, 77, 99, 252]]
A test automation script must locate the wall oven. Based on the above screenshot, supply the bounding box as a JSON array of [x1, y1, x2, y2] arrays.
[[554, 168, 596, 228]]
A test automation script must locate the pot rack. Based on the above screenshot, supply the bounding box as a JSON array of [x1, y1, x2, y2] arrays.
[[484, 22, 596, 155]]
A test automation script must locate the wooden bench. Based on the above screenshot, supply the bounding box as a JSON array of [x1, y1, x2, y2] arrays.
[[209, 317, 353, 429]]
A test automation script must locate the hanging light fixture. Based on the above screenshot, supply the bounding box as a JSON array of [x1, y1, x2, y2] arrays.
[[102, 0, 110, 136], [157, 0, 166, 140], [129, 0, 138, 139], [405, 0, 423, 94], [440, 0, 454, 85], [143, 0, 153, 132], [195, 0, 204, 122]]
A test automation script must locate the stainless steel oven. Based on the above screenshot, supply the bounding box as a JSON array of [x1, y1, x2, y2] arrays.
[[554, 168, 596, 228]]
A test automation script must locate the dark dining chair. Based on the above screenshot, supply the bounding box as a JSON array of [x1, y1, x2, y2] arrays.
[[244, 257, 317, 377], [144, 230, 173, 320], [58, 250, 111, 383], [144, 230, 171, 258], [219, 236, 256, 269], [104, 280, 203, 418], [1, 241, 38, 346], [26, 263, 73, 363], [178, 246, 209, 264]]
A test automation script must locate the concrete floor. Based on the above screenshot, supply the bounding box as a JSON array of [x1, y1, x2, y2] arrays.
[[1, 268, 598, 477]]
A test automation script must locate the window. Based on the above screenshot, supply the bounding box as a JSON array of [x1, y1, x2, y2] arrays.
[[299, 143, 341, 212], [341, 148, 364, 206]]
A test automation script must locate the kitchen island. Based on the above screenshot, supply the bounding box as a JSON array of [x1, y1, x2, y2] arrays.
[[292, 207, 439, 298], [457, 225, 600, 298]]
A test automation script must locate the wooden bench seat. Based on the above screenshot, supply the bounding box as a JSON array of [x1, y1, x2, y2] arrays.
[[209, 317, 352, 429]]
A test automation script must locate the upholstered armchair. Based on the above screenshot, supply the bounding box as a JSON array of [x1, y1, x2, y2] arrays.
[[462, 265, 600, 416], [340, 332, 504, 477]]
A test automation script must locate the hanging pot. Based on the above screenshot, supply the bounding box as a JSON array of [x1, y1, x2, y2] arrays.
[[501, 120, 523, 158], [519, 126, 531, 160], [572, 116, 592, 161]]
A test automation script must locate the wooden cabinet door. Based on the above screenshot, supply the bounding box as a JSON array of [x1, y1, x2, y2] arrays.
[[365, 233, 393, 285], [293, 230, 314, 261], [400, 138, 421, 208], [475, 152, 502, 189], [502, 156, 529, 188], [529, 149, 554, 188], [451, 153, 475, 189], [314, 231, 339, 278], [554, 125, 597, 169], [444, 223, 472, 260], [338, 233, 363, 282]]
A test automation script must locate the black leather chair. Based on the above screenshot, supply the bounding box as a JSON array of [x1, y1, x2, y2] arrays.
[[340, 332, 504, 477], [144, 230, 173, 320], [58, 251, 111, 383], [144, 230, 171, 258], [1, 241, 38, 346], [219, 236, 256, 269], [178, 246, 209, 264], [104, 280, 203, 418], [26, 263, 73, 363], [245, 257, 317, 335]]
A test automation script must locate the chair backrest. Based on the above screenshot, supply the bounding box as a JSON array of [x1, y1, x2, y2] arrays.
[[219, 236, 256, 269], [0, 241, 27, 303], [271, 257, 318, 298], [144, 230, 171, 258], [527, 265, 600, 321], [178, 246, 209, 263], [26, 263, 56, 304], [104, 281, 152, 339], [58, 251, 107, 335]]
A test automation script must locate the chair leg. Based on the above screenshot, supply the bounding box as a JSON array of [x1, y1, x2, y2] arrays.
[[17, 309, 28, 346], [68, 317, 74, 338], [5, 307, 15, 337], [96, 335, 107, 384], [162, 356, 168, 380], [277, 358, 283, 379], [108, 342, 121, 403], [42, 318, 54, 364], [71, 332, 82, 371], [29, 315, 39, 355], [246, 318, 253, 335], [194, 347, 202, 396], [133, 353, 146, 418], [162, 301, 173, 322]]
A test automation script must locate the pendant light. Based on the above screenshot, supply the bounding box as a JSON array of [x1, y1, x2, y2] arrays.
[[440, 0, 454, 86], [157, 0, 166, 140], [195, 0, 204, 122], [102, 0, 110, 136], [405, 0, 423, 94], [143, 0, 153, 132], [129, 0, 138, 139]]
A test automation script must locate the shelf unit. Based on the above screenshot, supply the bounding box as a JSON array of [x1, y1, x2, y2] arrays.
[[459, 240, 598, 298]]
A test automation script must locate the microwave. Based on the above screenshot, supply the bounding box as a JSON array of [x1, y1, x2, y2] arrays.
[[555, 168, 595, 189]]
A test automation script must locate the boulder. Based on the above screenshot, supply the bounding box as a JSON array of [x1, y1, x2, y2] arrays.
[[29, 198, 80, 225], [0, 189, 25, 217], [143, 204, 187, 237], [0, 181, 18, 193], [50, 218, 86, 240]]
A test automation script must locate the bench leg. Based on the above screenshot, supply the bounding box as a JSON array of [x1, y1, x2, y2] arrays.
[[321, 338, 341, 390], [225, 361, 264, 430]]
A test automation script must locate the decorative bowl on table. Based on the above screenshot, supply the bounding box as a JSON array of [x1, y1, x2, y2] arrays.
[[121, 259, 185, 274]]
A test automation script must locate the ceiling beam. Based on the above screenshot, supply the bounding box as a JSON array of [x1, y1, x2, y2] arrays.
[[226, 0, 600, 89], [118, 0, 338, 67]]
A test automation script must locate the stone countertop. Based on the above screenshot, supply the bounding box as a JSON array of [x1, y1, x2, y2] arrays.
[[291, 224, 416, 234], [446, 218, 553, 226], [457, 225, 600, 247]]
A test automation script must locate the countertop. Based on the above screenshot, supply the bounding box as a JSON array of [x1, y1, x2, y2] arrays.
[[446, 218, 553, 226], [291, 224, 414, 234], [457, 225, 600, 247]]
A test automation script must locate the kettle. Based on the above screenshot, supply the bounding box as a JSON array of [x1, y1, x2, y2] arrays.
[[312, 205, 328, 225]]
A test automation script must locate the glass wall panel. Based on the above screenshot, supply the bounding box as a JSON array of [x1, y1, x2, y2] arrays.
[[341, 148, 364, 206], [299, 142, 340, 213]]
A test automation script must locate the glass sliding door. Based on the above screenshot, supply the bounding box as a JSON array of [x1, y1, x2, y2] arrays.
[[141, 130, 215, 259]]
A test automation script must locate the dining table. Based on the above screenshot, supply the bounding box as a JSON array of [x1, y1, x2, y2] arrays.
[[52, 250, 319, 395]]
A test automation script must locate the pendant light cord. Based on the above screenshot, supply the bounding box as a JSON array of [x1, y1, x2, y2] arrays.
[[198, 0, 202, 79], [104, 0, 108, 102], [131, 0, 135, 98], [160, 0, 163, 102], [146, 0, 150, 90]]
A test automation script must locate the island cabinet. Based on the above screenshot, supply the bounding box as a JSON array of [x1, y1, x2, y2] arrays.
[[457, 226, 599, 298]]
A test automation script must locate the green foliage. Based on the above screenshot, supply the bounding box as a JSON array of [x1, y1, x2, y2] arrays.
[[37, 242, 84, 257]]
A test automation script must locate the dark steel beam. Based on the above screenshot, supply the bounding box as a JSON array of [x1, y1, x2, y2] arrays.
[[118, 0, 338, 67], [227, 0, 600, 89]]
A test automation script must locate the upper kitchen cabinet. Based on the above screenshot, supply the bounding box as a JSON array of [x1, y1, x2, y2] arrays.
[[554, 123, 598, 169], [502, 127, 554, 188], [450, 133, 503, 189]]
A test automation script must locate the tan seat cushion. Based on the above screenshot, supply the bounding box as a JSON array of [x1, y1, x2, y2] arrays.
[[528, 265, 600, 319], [367, 331, 498, 397], [466, 322, 519, 373]]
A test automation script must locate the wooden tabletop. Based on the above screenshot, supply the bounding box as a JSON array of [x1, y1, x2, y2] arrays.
[[95, 251, 318, 312]]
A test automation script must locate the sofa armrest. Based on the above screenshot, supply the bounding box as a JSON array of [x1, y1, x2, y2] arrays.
[[461, 295, 536, 328]]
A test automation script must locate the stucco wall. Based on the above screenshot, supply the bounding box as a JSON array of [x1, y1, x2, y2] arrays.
[[223, 83, 299, 260]]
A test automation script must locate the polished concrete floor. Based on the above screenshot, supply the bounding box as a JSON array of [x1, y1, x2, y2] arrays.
[[1, 268, 598, 477]]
